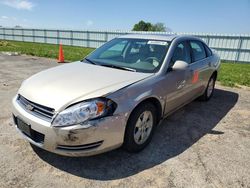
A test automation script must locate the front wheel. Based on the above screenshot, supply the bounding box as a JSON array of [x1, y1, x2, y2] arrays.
[[123, 103, 157, 152]]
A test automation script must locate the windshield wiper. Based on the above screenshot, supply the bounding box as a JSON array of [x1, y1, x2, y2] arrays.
[[81, 59, 136, 72], [81, 58, 97, 65], [100, 64, 136, 72]]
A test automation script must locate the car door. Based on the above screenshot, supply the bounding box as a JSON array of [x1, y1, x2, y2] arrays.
[[164, 41, 194, 115], [187, 40, 210, 98]]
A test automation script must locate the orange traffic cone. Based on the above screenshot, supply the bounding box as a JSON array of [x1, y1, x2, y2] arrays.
[[58, 44, 65, 63]]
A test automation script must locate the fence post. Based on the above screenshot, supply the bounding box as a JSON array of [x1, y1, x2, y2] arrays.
[[235, 36, 243, 63], [0, 28, 2, 40], [32, 29, 35, 42], [57, 30, 60, 44], [105, 31, 108, 42], [206, 35, 210, 46], [86, 30, 90, 47], [70, 30, 73, 46], [3, 27, 5, 40], [12, 28, 14, 40], [44, 29, 47, 43], [22, 29, 24, 42]]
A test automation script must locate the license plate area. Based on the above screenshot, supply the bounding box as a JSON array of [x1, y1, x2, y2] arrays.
[[14, 116, 45, 143], [16, 117, 32, 137]]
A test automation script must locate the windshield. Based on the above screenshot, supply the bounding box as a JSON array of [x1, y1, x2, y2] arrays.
[[85, 38, 170, 73]]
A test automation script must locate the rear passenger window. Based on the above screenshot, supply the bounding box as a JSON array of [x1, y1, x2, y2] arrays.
[[204, 44, 212, 57], [190, 41, 206, 62]]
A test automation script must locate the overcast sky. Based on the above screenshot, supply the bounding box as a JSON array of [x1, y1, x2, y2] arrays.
[[0, 0, 250, 34]]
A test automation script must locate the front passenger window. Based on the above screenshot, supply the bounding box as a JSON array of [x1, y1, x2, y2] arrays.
[[170, 42, 191, 68]]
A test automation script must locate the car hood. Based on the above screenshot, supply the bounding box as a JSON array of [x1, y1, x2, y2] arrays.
[[19, 61, 153, 111]]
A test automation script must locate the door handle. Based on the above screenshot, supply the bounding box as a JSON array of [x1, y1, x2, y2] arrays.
[[177, 80, 186, 89]]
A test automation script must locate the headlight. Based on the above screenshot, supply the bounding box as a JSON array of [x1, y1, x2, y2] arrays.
[[52, 98, 116, 127]]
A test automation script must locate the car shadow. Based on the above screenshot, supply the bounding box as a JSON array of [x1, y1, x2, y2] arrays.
[[32, 88, 238, 180]]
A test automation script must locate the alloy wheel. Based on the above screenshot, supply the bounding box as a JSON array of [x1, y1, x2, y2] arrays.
[[133, 111, 153, 145]]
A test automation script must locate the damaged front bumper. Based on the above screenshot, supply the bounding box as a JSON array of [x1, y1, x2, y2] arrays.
[[12, 97, 127, 157]]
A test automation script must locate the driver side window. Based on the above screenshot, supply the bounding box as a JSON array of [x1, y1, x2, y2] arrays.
[[169, 41, 191, 68]]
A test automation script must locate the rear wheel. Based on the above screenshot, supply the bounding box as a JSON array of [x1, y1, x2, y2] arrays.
[[200, 74, 216, 101], [123, 103, 157, 152]]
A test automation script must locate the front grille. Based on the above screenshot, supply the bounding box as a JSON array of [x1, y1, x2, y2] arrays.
[[57, 141, 103, 151], [17, 94, 55, 121]]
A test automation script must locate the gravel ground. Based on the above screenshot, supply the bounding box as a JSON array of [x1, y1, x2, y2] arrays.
[[0, 54, 249, 188]]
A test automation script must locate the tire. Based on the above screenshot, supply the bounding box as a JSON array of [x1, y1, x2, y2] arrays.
[[199, 74, 216, 101], [123, 102, 157, 152]]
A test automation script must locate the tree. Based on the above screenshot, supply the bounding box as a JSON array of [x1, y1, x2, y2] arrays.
[[132, 20, 170, 32], [151, 23, 167, 32], [132, 20, 153, 31]]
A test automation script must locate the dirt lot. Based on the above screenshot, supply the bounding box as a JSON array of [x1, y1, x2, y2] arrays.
[[0, 54, 249, 188]]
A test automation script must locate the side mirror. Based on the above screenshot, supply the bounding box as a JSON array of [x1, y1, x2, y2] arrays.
[[172, 60, 189, 71]]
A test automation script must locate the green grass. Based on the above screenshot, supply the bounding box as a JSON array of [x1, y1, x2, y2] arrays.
[[1, 40, 250, 87], [0, 40, 94, 62], [217, 62, 250, 87]]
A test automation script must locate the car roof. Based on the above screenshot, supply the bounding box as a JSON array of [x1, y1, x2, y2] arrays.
[[117, 34, 201, 42]]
